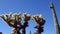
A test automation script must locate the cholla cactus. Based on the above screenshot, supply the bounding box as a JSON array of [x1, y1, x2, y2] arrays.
[[0, 13, 46, 34], [32, 14, 45, 26], [32, 14, 46, 34], [22, 13, 31, 21], [12, 13, 22, 22], [21, 13, 31, 34]]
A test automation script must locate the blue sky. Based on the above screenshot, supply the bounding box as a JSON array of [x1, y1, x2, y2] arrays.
[[0, 0, 60, 34]]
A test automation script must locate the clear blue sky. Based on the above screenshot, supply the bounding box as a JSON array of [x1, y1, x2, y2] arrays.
[[0, 0, 60, 34]]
